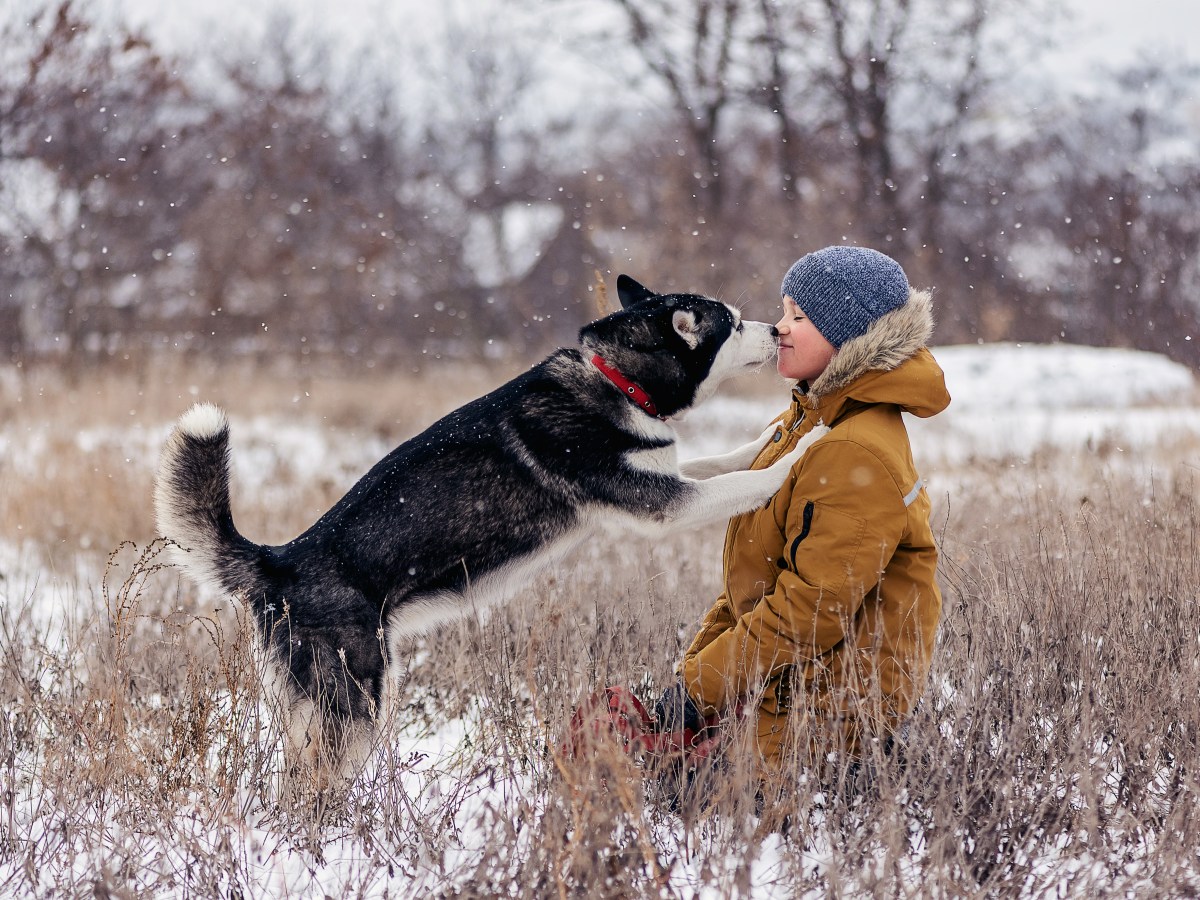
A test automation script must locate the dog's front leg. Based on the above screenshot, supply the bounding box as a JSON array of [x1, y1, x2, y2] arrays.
[[679, 422, 780, 479], [667, 425, 829, 530]]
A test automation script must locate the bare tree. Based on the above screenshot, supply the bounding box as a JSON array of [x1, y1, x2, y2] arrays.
[[3, 0, 1199, 369], [818, 0, 911, 240], [162, 11, 485, 358], [744, 0, 814, 202], [414, 5, 603, 351], [590, 0, 755, 218], [998, 61, 1200, 360], [0, 2, 194, 359]]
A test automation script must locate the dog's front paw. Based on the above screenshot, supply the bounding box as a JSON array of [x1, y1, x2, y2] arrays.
[[757, 423, 828, 487], [787, 422, 825, 460], [775, 424, 829, 470]]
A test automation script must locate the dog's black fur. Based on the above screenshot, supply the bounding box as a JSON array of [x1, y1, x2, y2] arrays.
[[156, 276, 814, 782]]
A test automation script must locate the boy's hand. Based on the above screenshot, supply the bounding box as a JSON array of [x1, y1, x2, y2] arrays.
[[653, 681, 705, 734]]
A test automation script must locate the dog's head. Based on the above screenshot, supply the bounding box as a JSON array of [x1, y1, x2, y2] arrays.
[[579, 275, 777, 417]]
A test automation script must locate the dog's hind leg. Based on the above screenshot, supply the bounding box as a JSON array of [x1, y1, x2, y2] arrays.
[[271, 629, 385, 798], [277, 693, 379, 800]]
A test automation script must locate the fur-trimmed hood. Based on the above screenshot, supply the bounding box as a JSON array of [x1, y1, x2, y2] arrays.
[[797, 287, 948, 420]]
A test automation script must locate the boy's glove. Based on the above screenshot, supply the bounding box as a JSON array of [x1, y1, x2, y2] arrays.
[[653, 680, 705, 734]]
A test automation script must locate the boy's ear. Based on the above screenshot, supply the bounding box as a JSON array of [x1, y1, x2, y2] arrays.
[[616, 274, 656, 309]]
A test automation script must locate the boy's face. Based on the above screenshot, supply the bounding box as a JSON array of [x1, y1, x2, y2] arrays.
[[775, 295, 836, 382]]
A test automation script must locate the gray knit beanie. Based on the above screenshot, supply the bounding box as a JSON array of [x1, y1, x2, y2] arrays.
[[780, 246, 910, 349]]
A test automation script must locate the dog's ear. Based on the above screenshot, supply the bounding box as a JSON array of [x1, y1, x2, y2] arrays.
[[672, 309, 700, 349], [616, 274, 655, 309]]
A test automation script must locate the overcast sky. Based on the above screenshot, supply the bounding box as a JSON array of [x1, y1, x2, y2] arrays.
[[92, 0, 1195, 78], [1060, 0, 1197, 70]]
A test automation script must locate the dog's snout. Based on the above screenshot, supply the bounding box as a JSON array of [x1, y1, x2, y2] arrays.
[[770, 325, 779, 338]]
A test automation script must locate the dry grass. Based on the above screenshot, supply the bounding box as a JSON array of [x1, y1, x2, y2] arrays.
[[0, 355, 510, 556], [1, 357, 1199, 897]]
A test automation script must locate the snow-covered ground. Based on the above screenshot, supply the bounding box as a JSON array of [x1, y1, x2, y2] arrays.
[[0, 342, 1198, 897]]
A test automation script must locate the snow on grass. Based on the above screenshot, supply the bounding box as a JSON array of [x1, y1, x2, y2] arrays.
[[0, 342, 1198, 897], [2, 340, 1197, 643], [933, 343, 1194, 409], [680, 343, 1200, 471], [2, 340, 1197, 652]]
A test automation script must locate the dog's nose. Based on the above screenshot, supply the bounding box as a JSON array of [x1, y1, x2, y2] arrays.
[[770, 325, 779, 338]]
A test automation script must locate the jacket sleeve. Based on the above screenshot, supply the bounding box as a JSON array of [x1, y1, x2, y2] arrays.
[[681, 592, 737, 669], [682, 441, 906, 714]]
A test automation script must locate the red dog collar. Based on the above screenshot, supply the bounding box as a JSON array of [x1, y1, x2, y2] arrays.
[[591, 354, 663, 419]]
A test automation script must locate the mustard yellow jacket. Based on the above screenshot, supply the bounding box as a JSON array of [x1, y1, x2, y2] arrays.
[[680, 289, 950, 756]]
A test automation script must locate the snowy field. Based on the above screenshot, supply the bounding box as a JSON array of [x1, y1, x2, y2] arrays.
[[0, 342, 1198, 898], [3, 341, 1197, 591], [681, 341, 1200, 466]]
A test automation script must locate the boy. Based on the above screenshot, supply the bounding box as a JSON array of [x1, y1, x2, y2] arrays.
[[656, 246, 951, 784]]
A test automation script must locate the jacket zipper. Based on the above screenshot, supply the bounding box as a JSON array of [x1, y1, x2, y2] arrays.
[[788, 501, 815, 570], [724, 418, 791, 596], [724, 413, 810, 596]]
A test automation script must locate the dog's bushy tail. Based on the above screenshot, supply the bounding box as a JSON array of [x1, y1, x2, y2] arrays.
[[155, 403, 264, 596]]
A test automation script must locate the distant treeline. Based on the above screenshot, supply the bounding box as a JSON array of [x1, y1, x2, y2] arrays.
[[2, 0, 1198, 365]]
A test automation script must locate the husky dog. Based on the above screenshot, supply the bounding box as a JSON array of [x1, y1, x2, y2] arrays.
[[155, 275, 824, 784]]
